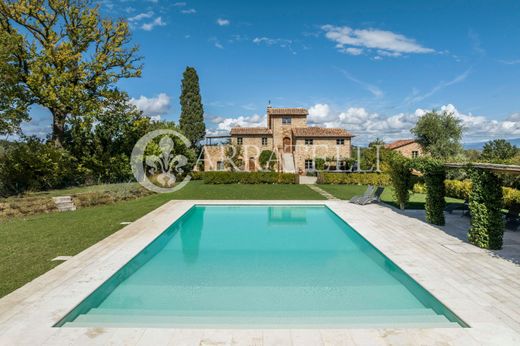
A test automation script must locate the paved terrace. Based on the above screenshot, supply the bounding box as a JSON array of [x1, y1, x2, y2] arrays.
[[0, 200, 519, 345]]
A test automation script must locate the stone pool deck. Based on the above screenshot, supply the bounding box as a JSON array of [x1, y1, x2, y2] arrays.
[[1, 200, 520, 345]]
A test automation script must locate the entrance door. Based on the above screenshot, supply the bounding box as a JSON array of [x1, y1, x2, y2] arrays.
[[248, 157, 256, 172], [283, 137, 291, 153]]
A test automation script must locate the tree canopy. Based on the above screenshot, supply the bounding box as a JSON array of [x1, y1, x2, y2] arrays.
[[411, 110, 463, 159], [179, 66, 205, 146], [0, 0, 142, 146], [481, 139, 518, 161]]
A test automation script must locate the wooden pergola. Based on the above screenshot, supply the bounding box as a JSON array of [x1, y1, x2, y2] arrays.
[[440, 162, 520, 250], [204, 135, 231, 146], [444, 162, 520, 175]]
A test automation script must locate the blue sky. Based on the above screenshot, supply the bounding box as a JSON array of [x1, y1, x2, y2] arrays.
[[24, 0, 520, 144]]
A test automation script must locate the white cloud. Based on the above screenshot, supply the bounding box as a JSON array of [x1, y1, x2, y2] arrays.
[[207, 114, 267, 136], [141, 17, 166, 31], [174, 2, 186, 6], [507, 113, 520, 121], [306, 103, 520, 144], [431, 104, 520, 142], [322, 25, 434, 57], [208, 103, 519, 144], [181, 8, 196, 14], [499, 59, 520, 65], [337, 68, 383, 98], [128, 11, 153, 22], [209, 37, 224, 49], [130, 93, 171, 116], [405, 68, 471, 104], [217, 18, 230, 26], [252, 37, 295, 53], [308, 103, 331, 122], [342, 47, 363, 56], [253, 37, 291, 46]]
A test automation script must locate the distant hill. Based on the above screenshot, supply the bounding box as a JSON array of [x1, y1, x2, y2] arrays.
[[463, 138, 520, 150]]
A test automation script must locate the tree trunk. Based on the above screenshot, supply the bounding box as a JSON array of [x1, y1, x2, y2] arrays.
[[51, 109, 66, 147]]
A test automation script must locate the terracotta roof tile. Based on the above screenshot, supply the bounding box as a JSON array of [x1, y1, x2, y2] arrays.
[[292, 127, 353, 138], [267, 107, 308, 115], [230, 127, 272, 135], [385, 139, 418, 150]]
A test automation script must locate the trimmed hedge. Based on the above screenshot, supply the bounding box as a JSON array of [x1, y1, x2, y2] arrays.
[[468, 170, 504, 250], [444, 180, 472, 200], [317, 172, 391, 186], [201, 171, 297, 184], [442, 180, 520, 209]]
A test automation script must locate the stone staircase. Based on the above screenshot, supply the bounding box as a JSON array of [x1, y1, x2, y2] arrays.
[[282, 153, 296, 173], [52, 196, 76, 212]]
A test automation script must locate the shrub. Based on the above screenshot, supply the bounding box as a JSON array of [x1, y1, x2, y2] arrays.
[[190, 171, 203, 180], [315, 158, 325, 171], [317, 172, 391, 186], [444, 179, 472, 200], [202, 171, 297, 184], [468, 169, 504, 250], [259, 150, 276, 171], [503, 187, 520, 210], [413, 183, 427, 194], [0, 138, 80, 196], [387, 154, 413, 210]]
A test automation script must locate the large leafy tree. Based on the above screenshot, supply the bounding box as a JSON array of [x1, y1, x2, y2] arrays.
[[0, 26, 30, 136], [481, 139, 518, 161], [411, 110, 463, 159], [179, 66, 205, 146], [64, 91, 152, 182], [0, 0, 142, 146]]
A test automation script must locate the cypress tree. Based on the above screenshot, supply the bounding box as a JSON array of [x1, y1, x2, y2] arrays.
[[179, 67, 205, 146]]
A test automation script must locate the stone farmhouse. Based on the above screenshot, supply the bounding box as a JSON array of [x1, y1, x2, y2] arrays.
[[385, 139, 424, 158], [204, 107, 354, 173]]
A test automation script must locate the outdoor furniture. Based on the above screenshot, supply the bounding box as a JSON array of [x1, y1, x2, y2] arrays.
[[350, 186, 384, 205], [445, 199, 470, 216], [350, 185, 374, 203]]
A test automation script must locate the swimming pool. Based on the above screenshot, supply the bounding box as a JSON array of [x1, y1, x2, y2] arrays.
[[57, 205, 466, 328]]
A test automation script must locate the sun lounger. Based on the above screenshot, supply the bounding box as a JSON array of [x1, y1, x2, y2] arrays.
[[350, 185, 374, 203], [350, 187, 384, 205]]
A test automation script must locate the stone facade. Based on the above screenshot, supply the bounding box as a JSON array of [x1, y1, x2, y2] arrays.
[[203, 145, 227, 171], [293, 137, 351, 173], [203, 107, 354, 173], [385, 139, 424, 158]]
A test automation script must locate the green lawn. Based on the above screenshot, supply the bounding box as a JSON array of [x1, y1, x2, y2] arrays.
[[318, 184, 465, 209], [1, 181, 323, 298]]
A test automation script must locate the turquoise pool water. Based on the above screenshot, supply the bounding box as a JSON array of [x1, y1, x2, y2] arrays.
[[57, 205, 466, 328]]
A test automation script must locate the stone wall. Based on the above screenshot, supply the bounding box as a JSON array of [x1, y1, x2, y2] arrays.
[[230, 136, 274, 171], [293, 138, 352, 173], [392, 142, 423, 158], [204, 140, 279, 172], [203, 145, 227, 171], [270, 116, 307, 150]]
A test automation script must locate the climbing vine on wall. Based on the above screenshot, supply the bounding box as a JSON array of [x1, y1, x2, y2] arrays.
[[388, 153, 413, 210], [468, 169, 504, 250], [415, 159, 447, 226]]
